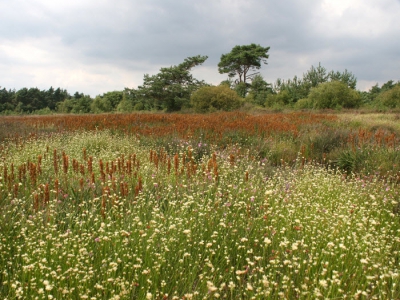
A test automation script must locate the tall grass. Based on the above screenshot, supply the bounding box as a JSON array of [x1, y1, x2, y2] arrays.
[[1, 112, 399, 178], [0, 129, 399, 299]]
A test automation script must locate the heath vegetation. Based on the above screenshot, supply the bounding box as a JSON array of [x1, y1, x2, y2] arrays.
[[0, 111, 399, 299]]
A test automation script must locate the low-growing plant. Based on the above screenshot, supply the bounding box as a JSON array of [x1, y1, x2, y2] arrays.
[[0, 130, 399, 299]]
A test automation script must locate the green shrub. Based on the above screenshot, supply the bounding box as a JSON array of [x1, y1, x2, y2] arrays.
[[265, 90, 291, 107], [376, 85, 400, 108], [117, 99, 134, 112], [307, 81, 361, 109], [190, 85, 243, 113], [133, 102, 145, 111], [294, 98, 313, 109], [32, 107, 53, 115]]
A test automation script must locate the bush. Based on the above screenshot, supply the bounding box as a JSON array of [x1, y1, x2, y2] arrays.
[[190, 85, 243, 113], [376, 85, 400, 108], [307, 81, 361, 109], [294, 98, 313, 109], [32, 107, 53, 115], [265, 91, 291, 107], [117, 99, 134, 112], [133, 102, 144, 111]]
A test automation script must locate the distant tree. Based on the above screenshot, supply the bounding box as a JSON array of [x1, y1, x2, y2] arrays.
[[90, 96, 112, 113], [328, 69, 357, 89], [302, 63, 329, 93], [44, 87, 69, 110], [117, 92, 134, 112], [136, 55, 208, 111], [218, 44, 270, 85], [360, 80, 399, 105], [0, 87, 15, 112], [381, 80, 396, 92], [89, 91, 123, 113], [246, 75, 273, 106], [273, 75, 306, 104], [102, 91, 124, 109], [14, 88, 31, 112], [274, 64, 357, 105], [190, 85, 243, 113], [72, 95, 92, 113]]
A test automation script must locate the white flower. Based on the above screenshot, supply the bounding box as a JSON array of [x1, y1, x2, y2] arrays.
[[319, 279, 328, 288], [327, 242, 335, 248], [207, 281, 218, 292]]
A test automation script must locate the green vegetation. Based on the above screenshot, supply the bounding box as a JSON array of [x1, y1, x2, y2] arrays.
[[128, 55, 209, 112], [265, 64, 359, 108], [0, 122, 399, 299], [190, 85, 243, 112], [218, 44, 270, 85], [376, 85, 400, 109], [1, 44, 399, 114], [296, 81, 361, 109]]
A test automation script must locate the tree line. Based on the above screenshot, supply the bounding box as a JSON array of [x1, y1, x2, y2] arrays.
[[1, 44, 399, 115]]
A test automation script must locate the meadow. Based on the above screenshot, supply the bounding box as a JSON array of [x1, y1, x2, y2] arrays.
[[0, 112, 399, 299]]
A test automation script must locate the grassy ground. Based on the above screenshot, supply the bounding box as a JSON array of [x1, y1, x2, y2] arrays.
[[0, 112, 399, 299], [337, 112, 400, 133]]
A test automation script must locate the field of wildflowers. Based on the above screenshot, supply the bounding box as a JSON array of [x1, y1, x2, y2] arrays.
[[0, 112, 399, 299]]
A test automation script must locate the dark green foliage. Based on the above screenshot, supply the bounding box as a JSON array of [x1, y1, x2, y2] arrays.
[[0, 86, 70, 114], [328, 69, 357, 89], [307, 81, 361, 109], [218, 44, 270, 84], [336, 150, 368, 174], [136, 55, 208, 111], [274, 64, 358, 105], [90, 97, 112, 113], [190, 85, 243, 113], [57, 93, 92, 114], [90, 91, 123, 113], [234, 82, 248, 98], [133, 102, 144, 111], [0, 87, 16, 112], [246, 75, 273, 106], [360, 80, 400, 107], [2, 53, 399, 114], [117, 93, 135, 112]]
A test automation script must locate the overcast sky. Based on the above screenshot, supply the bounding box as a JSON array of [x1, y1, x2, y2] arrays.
[[1, 0, 399, 97]]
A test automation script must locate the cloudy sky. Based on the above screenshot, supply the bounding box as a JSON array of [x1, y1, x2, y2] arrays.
[[1, 0, 399, 97]]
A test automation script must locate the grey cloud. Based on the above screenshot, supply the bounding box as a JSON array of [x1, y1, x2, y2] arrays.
[[1, 0, 399, 96]]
